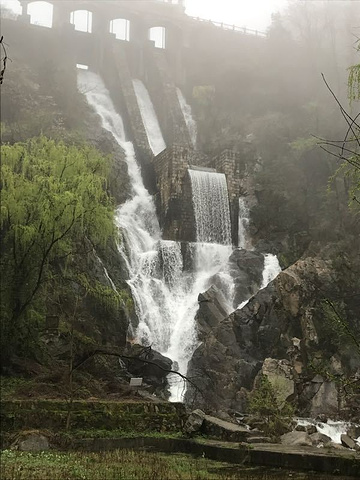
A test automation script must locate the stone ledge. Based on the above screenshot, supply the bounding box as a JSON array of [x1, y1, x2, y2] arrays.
[[71, 436, 360, 477]]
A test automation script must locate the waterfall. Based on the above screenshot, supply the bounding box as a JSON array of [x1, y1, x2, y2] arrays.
[[238, 198, 250, 249], [78, 70, 235, 401], [188, 169, 232, 245], [132, 79, 166, 156], [176, 87, 197, 147], [260, 253, 282, 289]]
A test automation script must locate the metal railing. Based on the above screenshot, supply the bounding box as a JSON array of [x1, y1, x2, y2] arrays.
[[189, 16, 266, 37]]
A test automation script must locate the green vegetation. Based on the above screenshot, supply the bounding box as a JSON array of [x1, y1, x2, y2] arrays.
[[1, 450, 222, 480], [249, 376, 294, 438], [0, 136, 116, 363], [0, 449, 347, 480]]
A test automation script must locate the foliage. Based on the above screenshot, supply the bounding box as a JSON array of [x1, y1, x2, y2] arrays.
[[0, 449, 235, 480], [320, 299, 360, 355], [348, 40, 360, 102], [0, 448, 327, 480], [0, 137, 115, 362], [249, 375, 294, 438]]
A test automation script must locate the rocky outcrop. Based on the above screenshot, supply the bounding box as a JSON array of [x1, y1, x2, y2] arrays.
[[195, 285, 230, 341], [260, 358, 295, 407], [123, 343, 173, 396], [228, 249, 264, 306], [185, 257, 360, 417]]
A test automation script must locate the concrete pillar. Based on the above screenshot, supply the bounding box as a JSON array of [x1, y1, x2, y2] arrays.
[[18, 1, 30, 23], [52, 2, 72, 30]]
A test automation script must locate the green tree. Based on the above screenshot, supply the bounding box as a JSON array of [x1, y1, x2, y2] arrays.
[[249, 375, 294, 438], [0, 136, 115, 361]]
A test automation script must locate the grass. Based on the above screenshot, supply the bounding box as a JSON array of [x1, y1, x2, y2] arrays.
[[0, 449, 354, 480]]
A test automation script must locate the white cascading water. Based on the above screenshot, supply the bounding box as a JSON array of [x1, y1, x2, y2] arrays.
[[132, 79, 166, 156], [78, 70, 236, 401], [188, 169, 232, 245], [238, 197, 250, 249], [296, 419, 360, 445], [176, 87, 197, 147], [236, 205, 281, 309], [260, 253, 282, 289]]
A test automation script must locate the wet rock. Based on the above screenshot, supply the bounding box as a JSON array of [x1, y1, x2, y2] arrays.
[[347, 425, 360, 441], [341, 434, 359, 450], [124, 343, 172, 392], [316, 414, 328, 423], [295, 424, 317, 435], [281, 431, 312, 447], [228, 249, 264, 306], [185, 257, 358, 418], [196, 285, 230, 340], [310, 432, 332, 446]]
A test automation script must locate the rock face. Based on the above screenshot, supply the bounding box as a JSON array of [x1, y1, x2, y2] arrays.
[[228, 249, 264, 306], [124, 343, 173, 395], [185, 257, 360, 417], [261, 358, 295, 407], [195, 286, 230, 341]]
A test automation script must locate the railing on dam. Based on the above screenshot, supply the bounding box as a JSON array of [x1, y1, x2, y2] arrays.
[[188, 17, 266, 37]]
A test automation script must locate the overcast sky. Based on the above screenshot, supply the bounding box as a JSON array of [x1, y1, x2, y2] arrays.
[[0, 0, 288, 31]]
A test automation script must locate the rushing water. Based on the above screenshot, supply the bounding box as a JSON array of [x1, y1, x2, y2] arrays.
[[238, 197, 250, 249], [78, 70, 236, 401], [132, 79, 166, 156], [296, 419, 360, 445], [188, 169, 232, 245], [260, 254, 282, 289], [176, 87, 197, 147]]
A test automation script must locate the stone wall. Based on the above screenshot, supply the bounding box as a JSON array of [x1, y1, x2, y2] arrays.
[[145, 46, 192, 147], [153, 146, 210, 242], [214, 149, 247, 246], [1, 400, 187, 433]]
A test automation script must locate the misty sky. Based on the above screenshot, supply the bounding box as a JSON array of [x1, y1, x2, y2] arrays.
[[1, 0, 288, 31]]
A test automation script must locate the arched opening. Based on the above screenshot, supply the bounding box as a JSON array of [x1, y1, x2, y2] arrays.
[[27, 1, 53, 28], [110, 18, 130, 41], [149, 26, 166, 49], [70, 10, 92, 33]]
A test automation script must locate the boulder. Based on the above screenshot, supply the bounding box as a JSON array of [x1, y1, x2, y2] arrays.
[[347, 425, 360, 441], [310, 432, 332, 446], [124, 343, 172, 391], [295, 424, 317, 435], [310, 381, 338, 417], [341, 434, 359, 450], [281, 431, 312, 447], [14, 432, 50, 452], [202, 414, 250, 442], [184, 409, 205, 435]]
